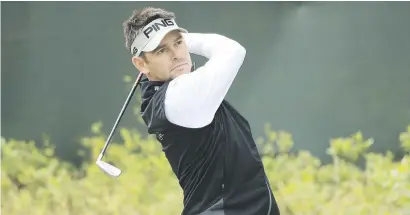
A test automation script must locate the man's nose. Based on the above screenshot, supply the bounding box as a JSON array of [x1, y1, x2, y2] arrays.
[[171, 48, 183, 61], [172, 55, 181, 61]]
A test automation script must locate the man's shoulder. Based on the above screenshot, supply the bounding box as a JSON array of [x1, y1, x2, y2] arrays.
[[139, 81, 173, 134]]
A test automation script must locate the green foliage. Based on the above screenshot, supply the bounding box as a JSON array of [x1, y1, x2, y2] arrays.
[[2, 124, 410, 215], [259, 124, 410, 215]]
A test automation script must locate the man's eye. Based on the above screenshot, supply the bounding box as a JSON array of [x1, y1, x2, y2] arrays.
[[176, 40, 183, 45], [157, 49, 165, 55]]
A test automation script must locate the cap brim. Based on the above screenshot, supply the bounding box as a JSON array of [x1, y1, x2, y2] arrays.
[[142, 27, 188, 53]]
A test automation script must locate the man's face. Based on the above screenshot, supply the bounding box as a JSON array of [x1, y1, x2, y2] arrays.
[[133, 30, 192, 81]]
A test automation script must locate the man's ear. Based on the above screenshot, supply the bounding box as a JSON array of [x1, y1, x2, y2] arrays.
[[132, 56, 149, 75]]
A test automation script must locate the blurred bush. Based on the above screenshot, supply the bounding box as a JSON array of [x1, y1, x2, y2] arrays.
[[2, 123, 410, 215]]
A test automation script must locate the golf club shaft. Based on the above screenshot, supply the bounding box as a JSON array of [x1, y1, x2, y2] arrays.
[[98, 73, 143, 160]]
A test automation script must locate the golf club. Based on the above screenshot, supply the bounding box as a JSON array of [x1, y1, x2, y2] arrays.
[[96, 72, 144, 177]]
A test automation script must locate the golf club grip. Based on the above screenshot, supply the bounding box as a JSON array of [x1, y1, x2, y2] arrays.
[[99, 73, 144, 157]]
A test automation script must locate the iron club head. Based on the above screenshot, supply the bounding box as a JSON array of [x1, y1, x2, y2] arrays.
[[96, 160, 122, 177]]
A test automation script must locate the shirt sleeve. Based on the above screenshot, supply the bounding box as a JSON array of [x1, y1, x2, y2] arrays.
[[164, 33, 246, 128]]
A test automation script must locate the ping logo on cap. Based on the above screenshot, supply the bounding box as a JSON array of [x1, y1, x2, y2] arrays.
[[143, 18, 175, 39], [129, 18, 186, 56]]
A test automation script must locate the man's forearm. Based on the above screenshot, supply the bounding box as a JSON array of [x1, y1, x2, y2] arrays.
[[184, 33, 244, 59]]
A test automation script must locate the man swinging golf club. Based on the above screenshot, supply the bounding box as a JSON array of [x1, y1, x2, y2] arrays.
[[99, 7, 281, 215]]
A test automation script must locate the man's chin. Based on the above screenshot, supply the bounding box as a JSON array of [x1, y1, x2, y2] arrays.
[[171, 69, 190, 78]]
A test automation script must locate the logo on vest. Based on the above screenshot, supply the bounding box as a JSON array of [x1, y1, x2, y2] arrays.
[[156, 132, 164, 141]]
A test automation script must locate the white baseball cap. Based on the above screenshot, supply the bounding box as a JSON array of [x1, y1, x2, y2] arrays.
[[130, 18, 187, 56]]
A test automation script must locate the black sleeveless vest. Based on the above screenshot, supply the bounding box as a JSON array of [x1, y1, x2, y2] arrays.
[[139, 77, 280, 215]]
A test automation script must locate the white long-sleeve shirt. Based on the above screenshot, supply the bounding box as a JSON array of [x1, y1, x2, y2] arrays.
[[164, 33, 246, 128]]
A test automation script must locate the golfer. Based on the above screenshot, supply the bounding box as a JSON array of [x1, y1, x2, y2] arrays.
[[122, 7, 281, 215]]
